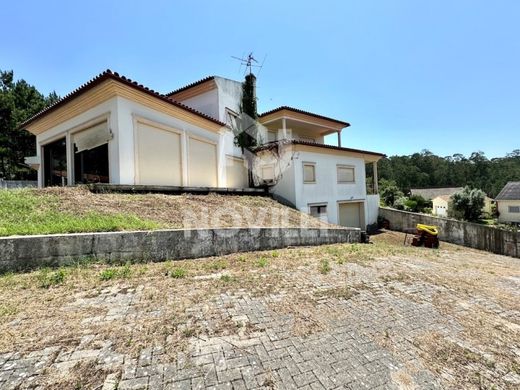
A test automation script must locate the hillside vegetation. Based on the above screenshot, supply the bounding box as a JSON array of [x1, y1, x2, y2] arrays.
[[0, 187, 329, 236], [372, 149, 520, 197]]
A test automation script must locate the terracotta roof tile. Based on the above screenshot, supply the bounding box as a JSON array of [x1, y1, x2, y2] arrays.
[[19, 70, 226, 130], [259, 106, 350, 127]]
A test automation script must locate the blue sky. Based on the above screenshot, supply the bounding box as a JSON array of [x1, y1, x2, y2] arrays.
[[2, 0, 519, 158]]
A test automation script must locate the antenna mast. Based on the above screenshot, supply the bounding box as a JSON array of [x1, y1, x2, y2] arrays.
[[231, 52, 261, 75]]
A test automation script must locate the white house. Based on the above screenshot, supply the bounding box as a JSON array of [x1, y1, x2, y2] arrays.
[[21, 70, 384, 229], [495, 181, 520, 224]]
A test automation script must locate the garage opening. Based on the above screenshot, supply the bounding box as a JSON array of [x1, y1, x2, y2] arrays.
[[43, 137, 67, 187], [73, 122, 111, 184], [338, 202, 365, 229]]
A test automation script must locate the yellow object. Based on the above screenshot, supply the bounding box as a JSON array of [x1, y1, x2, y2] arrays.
[[416, 224, 438, 236]]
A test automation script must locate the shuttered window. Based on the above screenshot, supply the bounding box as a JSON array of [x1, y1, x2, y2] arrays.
[[303, 163, 316, 183], [337, 165, 355, 183]]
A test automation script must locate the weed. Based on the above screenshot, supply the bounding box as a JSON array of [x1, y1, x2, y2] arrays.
[[256, 257, 268, 268], [271, 250, 279, 258], [37, 268, 66, 288], [209, 260, 227, 271], [99, 264, 131, 281], [319, 259, 331, 274], [169, 267, 187, 279], [220, 274, 234, 283]]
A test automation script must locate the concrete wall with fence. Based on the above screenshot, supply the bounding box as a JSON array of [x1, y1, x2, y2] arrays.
[[379, 207, 519, 258], [0, 179, 37, 189], [0, 227, 361, 273]]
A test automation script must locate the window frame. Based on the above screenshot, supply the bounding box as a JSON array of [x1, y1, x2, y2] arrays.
[[302, 162, 316, 184], [509, 205, 520, 213], [337, 164, 355, 184], [309, 203, 328, 220]]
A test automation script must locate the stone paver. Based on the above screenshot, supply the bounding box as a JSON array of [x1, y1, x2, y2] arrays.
[[1, 234, 519, 389]]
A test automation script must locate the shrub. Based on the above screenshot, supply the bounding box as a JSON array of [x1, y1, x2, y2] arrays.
[[448, 187, 486, 221], [380, 180, 404, 207]]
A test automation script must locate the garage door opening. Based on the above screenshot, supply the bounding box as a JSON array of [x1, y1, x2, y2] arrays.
[[43, 137, 67, 187], [338, 202, 365, 229], [74, 143, 109, 184]]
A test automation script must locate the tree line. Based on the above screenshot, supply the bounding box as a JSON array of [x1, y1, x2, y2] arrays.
[[0, 70, 59, 180], [376, 149, 520, 198]]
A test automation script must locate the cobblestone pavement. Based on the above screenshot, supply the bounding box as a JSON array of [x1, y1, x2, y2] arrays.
[[1, 232, 519, 389]]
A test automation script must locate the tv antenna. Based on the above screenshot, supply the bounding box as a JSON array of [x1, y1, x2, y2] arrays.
[[231, 52, 265, 75]]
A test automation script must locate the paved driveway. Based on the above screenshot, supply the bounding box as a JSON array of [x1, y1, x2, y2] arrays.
[[0, 231, 519, 389]]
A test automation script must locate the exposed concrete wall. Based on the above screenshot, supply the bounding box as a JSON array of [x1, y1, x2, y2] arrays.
[[0, 227, 361, 273], [379, 207, 520, 258], [0, 180, 37, 189]]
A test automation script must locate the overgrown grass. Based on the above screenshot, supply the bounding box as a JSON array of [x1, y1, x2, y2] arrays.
[[0, 189, 160, 236]]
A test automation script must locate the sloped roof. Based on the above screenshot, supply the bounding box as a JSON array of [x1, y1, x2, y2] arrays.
[[254, 139, 384, 158], [259, 106, 350, 127], [18, 70, 226, 131], [495, 181, 520, 200], [410, 187, 463, 200], [166, 75, 216, 97]]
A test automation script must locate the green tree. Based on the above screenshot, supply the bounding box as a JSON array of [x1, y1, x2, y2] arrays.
[[379, 179, 403, 207], [0, 70, 59, 179], [448, 186, 485, 221]]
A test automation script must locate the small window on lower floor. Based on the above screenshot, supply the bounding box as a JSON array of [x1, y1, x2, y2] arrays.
[[309, 204, 327, 220], [509, 206, 520, 213]]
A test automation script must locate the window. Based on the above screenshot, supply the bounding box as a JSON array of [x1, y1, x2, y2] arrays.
[[309, 204, 328, 221], [509, 206, 520, 213], [337, 165, 355, 183], [303, 163, 316, 183], [261, 165, 275, 181]]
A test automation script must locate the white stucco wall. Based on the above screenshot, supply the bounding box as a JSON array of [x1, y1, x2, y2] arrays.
[[497, 200, 520, 223], [177, 88, 219, 121], [35, 97, 119, 187], [267, 149, 370, 228]]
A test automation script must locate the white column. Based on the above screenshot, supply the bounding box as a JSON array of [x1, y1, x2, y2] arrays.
[[282, 118, 287, 139], [373, 161, 379, 194], [337, 130, 342, 147]]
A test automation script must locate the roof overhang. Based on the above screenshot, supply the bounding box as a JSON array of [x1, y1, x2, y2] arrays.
[[166, 76, 217, 101], [259, 106, 350, 136], [254, 140, 385, 163], [20, 71, 226, 136]]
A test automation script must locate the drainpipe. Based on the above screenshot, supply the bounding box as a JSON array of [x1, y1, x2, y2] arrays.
[[337, 130, 342, 147]]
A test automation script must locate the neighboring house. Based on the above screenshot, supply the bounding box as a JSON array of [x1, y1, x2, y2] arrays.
[[410, 187, 462, 200], [495, 181, 520, 224], [20, 70, 384, 229], [432, 195, 450, 217], [432, 193, 493, 217]]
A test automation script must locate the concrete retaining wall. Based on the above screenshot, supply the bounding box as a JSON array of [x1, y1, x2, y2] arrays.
[[0, 179, 37, 189], [379, 207, 520, 258], [0, 227, 361, 273]]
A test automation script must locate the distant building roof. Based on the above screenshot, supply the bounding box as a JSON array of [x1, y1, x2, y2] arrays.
[[433, 195, 452, 202], [410, 187, 463, 200], [495, 181, 520, 201]]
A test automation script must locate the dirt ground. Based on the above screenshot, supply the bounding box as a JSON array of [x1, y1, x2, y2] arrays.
[[0, 231, 519, 389]]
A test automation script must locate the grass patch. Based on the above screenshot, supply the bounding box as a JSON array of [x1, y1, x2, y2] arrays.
[[37, 268, 66, 288], [169, 267, 187, 279], [318, 259, 331, 274], [0, 304, 18, 318], [99, 264, 131, 281], [256, 257, 268, 268], [0, 189, 160, 236]]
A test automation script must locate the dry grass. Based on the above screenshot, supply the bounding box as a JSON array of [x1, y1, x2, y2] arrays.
[[31, 186, 331, 231]]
